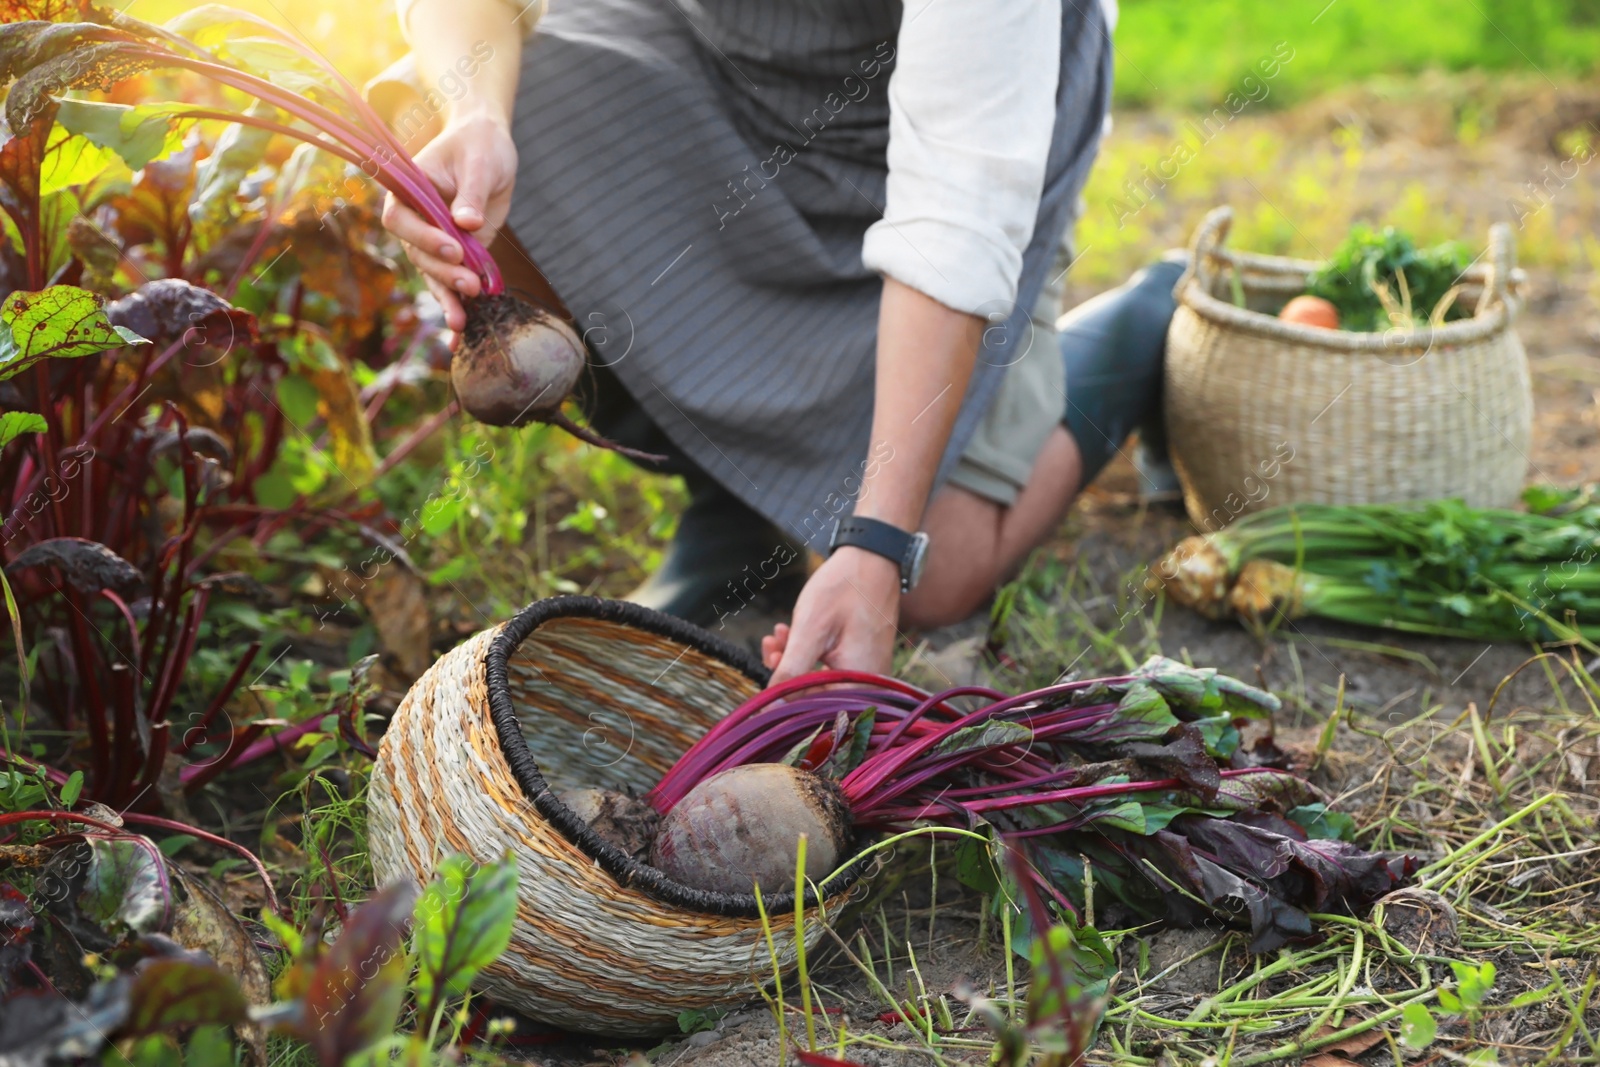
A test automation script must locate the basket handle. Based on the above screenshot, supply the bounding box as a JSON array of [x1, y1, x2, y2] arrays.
[[1177, 206, 1234, 299], [1475, 222, 1518, 316]]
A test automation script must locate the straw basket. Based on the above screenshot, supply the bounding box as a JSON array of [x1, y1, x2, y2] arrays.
[[1164, 206, 1533, 528], [368, 596, 875, 1037]]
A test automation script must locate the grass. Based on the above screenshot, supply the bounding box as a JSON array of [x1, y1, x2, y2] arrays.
[[1113, 0, 1600, 109], [703, 545, 1600, 1066]]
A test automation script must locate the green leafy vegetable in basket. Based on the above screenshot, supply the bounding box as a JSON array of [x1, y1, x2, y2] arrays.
[[1304, 225, 1473, 332], [1151, 488, 1600, 648]]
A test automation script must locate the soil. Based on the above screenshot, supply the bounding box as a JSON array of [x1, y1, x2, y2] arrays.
[[501, 83, 1600, 1065], [558, 788, 661, 862]]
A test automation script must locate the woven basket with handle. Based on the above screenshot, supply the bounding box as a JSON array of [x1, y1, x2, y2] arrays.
[[368, 596, 874, 1037], [1164, 206, 1533, 527]]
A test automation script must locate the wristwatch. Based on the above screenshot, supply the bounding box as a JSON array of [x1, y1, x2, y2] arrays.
[[827, 516, 931, 593]]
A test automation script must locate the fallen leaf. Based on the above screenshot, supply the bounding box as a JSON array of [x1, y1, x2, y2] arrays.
[[169, 870, 270, 1001], [1307, 1022, 1387, 1061], [338, 564, 431, 685]]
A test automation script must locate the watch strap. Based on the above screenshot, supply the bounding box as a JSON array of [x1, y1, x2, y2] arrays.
[[829, 516, 917, 587]]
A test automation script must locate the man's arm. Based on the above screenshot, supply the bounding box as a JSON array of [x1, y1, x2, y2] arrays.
[[400, 0, 526, 126], [766, 277, 981, 684], [379, 0, 530, 329]]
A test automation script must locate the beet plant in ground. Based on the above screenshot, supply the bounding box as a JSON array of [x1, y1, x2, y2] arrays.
[[0, 2, 657, 458], [0, 0, 481, 807], [0, 266, 399, 809], [0, 818, 520, 1067], [623, 657, 1413, 952]]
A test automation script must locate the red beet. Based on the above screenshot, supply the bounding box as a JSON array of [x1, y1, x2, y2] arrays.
[[454, 294, 585, 427], [648, 764, 853, 895]]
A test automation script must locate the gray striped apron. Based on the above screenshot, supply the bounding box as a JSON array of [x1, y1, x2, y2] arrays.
[[504, 0, 1112, 548]]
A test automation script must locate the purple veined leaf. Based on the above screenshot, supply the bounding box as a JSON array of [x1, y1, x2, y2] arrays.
[[818, 705, 877, 778], [123, 953, 248, 1037], [0, 883, 35, 994], [1126, 830, 1315, 953], [5, 536, 143, 596], [1176, 816, 1411, 914], [411, 853, 518, 1025], [297, 880, 417, 1067], [1109, 723, 1222, 797], [929, 720, 1034, 760], [0, 285, 148, 380], [105, 277, 258, 354], [0, 19, 139, 87], [77, 833, 173, 938]]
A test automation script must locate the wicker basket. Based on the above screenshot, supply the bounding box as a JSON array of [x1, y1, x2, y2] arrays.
[[368, 596, 875, 1037], [1164, 206, 1533, 528]]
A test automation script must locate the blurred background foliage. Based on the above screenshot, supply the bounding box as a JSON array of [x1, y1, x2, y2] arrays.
[[1115, 0, 1600, 108]]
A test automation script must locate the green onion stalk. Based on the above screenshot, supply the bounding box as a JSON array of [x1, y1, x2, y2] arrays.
[[1151, 491, 1600, 648]]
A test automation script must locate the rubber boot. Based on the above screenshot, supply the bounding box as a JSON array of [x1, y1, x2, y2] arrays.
[[624, 468, 809, 628], [1059, 255, 1187, 490]]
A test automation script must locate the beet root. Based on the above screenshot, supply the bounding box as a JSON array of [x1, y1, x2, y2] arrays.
[[453, 293, 585, 427], [557, 787, 660, 862], [648, 764, 853, 895], [452, 293, 668, 463]]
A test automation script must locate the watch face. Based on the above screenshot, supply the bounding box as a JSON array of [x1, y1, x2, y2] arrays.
[[905, 532, 931, 590]]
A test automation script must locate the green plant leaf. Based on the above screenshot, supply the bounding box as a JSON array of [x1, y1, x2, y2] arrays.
[[0, 410, 45, 449], [410, 852, 518, 1019], [1287, 803, 1358, 841], [190, 105, 276, 232], [182, 1025, 236, 1067], [78, 834, 172, 936], [58, 769, 83, 807], [1450, 959, 1495, 1010], [275, 374, 321, 428], [931, 720, 1033, 760], [0, 286, 147, 380], [1399, 1001, 1436, 1050], [1024, 922, 1112, 1058], [39, 124, 122, 197], [677, 1006, 728, 1035], [954, 829, 1001, 896], [52, 99, 187, 171]]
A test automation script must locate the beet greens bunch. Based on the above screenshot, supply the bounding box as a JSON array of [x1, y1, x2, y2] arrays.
[[648, 657, 1411, 951]]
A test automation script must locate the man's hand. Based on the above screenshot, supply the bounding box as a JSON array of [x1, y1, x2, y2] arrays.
[[763, 548, 900, 683], [380, 111, 518, 332]]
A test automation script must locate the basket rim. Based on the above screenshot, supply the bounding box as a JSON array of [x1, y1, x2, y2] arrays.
[[1175, 205, 1522, 351], [1177, 271, 1515, 350], [483, 594, 875, 919]]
